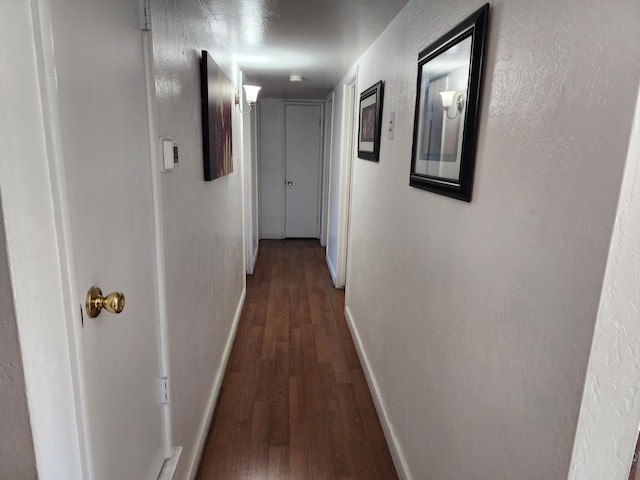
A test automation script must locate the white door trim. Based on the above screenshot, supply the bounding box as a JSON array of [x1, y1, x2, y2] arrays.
[[334, 71, 359, 288], [2, 1, 171, 477], [320, 92, 335, 247], [142, 29, 174, 460], [1, 0, 91, 476]]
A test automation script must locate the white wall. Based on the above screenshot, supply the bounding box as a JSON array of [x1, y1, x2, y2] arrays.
[[151, 1, 248, 477], [328, 1, 640, 479], [0, 202, 37, 478], [259, 99, 286, 238]]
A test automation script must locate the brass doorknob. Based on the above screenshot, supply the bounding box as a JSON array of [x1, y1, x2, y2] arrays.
[[86, 286, 125, 318], [287, 181, 293, 186]]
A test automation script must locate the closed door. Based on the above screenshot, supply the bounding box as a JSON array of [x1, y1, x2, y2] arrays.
[[49, 0, 165, 477], [285, 103, 323, 238]]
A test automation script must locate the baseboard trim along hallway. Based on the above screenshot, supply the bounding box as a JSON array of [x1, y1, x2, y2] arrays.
[[185, 288, 247, 479], [344, 305, 412, 480], [196, 240, 398, 479]]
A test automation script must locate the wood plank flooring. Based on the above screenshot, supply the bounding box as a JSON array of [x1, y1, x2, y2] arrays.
[[196, 239, 398, 479]]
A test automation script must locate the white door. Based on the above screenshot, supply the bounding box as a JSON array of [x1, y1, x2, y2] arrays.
[[48, 0, 165, 478], [285, 103, 323, 238]]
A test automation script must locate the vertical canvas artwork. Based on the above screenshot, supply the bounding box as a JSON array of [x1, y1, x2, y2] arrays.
[[201, 50, 233, 181]]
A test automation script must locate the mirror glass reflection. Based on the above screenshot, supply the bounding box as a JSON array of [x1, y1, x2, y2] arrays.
[[413, 36, 472, 182]]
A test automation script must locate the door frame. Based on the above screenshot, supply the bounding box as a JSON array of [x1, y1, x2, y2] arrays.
[[333, 71, 359, 288], [0, 1, 172, 476], [242, 72, 260, 274], [282, 100, 325, 239], [142, 28, 176, 463], [320, 92, 335, 247], [0, 0, 85, 475]]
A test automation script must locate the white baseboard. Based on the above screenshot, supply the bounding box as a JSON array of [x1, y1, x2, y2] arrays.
[[185, 287, 247, 479], [326, 252, 337, 287], [344, 306, 412, 480], [158, 446, 182, 480]]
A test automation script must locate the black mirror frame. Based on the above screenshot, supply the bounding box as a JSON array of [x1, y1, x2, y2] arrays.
[[409, 3, 489, 202]]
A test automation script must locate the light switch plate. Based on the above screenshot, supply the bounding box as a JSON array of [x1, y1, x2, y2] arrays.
[[387, 112, 396, 140], [161, 137, 178, 172]]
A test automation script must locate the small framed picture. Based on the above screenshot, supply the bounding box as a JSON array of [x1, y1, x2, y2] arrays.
[[358, 81, 384, 162]]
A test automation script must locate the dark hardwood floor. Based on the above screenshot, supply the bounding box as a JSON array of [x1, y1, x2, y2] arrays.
[[196, 239, 399, 479]]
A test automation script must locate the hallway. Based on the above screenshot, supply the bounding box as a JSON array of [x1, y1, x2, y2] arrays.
[[196, 240, 398, 479]]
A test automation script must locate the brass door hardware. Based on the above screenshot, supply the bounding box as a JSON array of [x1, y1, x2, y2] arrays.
[[86, 286, 125, 318]]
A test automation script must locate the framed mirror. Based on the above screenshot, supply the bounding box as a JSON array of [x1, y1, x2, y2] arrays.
[[410, 4, 489, 201]]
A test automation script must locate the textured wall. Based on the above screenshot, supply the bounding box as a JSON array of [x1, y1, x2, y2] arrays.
[[329, 1, 640, 479], [0, 204, 37, 479], [151, 1, 246, 478]]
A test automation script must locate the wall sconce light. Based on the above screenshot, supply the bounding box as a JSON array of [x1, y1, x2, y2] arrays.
[[439, 90, 465, 119], [235, 85, 261, 115]]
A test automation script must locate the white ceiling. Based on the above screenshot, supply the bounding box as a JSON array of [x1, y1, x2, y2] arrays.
[[200, 0, 409, 99]]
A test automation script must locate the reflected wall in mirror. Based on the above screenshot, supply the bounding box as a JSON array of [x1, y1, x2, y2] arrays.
[[410, 4, 489, 201]]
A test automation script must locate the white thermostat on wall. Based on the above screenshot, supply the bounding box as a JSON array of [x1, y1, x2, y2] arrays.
[[161, 137, 179, 172]]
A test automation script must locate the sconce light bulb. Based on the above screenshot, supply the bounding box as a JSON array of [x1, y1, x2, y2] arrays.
[[439, 90, 465, 119], [236, 85, 262, 115], [243, 85, 262, 104]]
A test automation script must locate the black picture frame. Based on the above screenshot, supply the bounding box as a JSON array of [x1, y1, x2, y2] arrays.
[[409, 4, 489, 201], [358, 81, 384, 162], [200, 50, 234, 181]]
